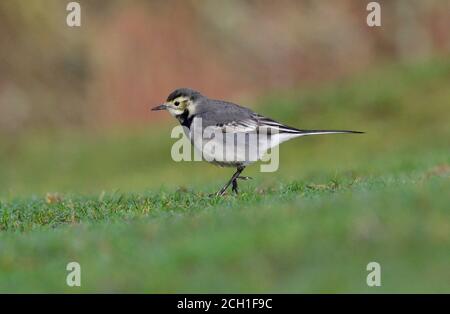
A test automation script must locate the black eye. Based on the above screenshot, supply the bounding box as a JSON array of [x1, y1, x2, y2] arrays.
[[174, 101, 180, 106]]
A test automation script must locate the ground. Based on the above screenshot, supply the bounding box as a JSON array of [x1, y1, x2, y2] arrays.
[[0, 59, 449, 292]]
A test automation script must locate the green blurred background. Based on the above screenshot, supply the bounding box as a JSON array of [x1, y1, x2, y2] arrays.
[[0, 0, 449, 195], [0, 0, 449, 292]]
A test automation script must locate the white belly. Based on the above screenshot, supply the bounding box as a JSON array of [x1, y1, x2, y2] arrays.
[[187, 120, 301, 166]]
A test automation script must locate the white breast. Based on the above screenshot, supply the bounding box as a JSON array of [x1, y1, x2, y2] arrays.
[[187, 117, 302, 166]]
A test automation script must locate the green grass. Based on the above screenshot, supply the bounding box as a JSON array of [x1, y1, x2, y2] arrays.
[[0, 58, 449, 292]]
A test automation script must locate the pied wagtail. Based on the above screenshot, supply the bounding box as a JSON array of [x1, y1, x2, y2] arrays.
[[152, 88, 363, 196]]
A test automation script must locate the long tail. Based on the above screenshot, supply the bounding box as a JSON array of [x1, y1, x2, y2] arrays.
[[257, 117, 364, 136], [294, 129, 364, 136]]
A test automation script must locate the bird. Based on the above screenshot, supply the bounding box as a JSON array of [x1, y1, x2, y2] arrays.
[[152, 88, 363, 196]]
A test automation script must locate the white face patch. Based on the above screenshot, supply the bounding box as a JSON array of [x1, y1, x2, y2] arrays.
[[166, 96, 196, 117], [187, 103, 197, 117], [167, 107, 185, 117]]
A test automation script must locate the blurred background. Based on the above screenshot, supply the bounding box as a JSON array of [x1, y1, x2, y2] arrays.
[[1, 0, 450, 293], [0, 0, 449, 195]]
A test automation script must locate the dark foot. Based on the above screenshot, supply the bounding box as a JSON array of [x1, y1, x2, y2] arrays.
[[213, 166, 246, 197], [232, 179, 239, 194]]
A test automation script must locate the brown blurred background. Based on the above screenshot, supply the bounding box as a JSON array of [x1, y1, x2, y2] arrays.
[[0, 0, 449, 136]]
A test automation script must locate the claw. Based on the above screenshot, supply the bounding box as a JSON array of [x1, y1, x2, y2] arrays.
[[213, 166, 246, 197]]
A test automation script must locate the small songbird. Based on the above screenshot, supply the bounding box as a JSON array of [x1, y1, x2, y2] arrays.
[[152, 88, 363, 196]]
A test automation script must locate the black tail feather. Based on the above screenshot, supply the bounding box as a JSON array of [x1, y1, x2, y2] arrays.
[[296, 129, 364, 135]]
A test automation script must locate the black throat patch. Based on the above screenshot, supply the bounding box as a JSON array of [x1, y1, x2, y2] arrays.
[[176, 110, 194, 129]]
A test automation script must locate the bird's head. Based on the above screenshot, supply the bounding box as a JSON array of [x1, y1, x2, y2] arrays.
[[152, 88, 203, 118]]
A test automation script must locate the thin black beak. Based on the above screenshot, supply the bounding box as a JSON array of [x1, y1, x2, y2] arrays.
[[151, 104, 168, 111]]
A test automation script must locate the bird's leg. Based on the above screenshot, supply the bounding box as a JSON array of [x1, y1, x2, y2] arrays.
[[216, 166, 245, 196], [232, 174, 253, 194], [232, 178, 239, 194]]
